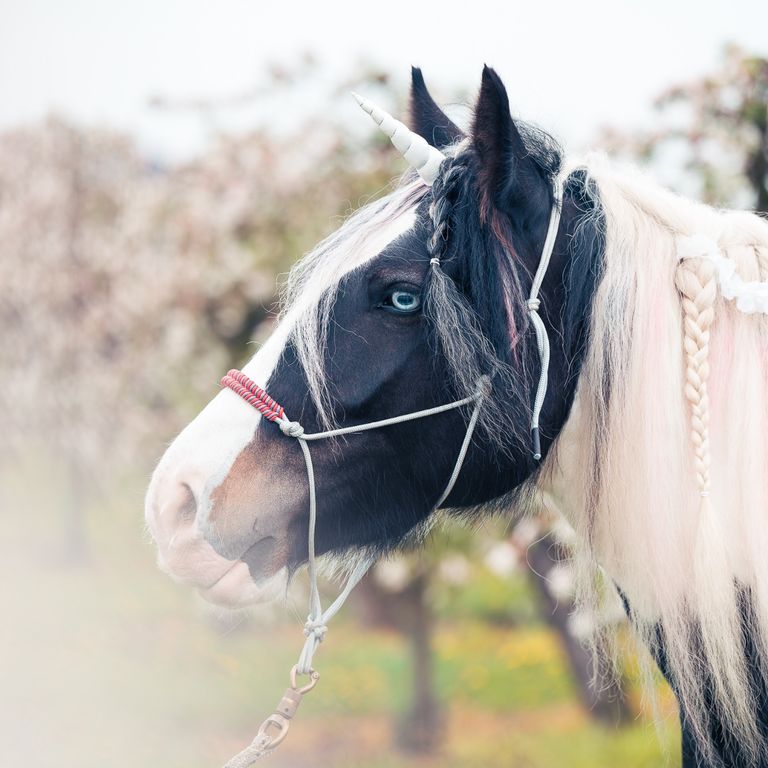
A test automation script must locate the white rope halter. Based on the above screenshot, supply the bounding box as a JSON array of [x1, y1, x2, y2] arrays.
[[221, 180, 564, 767], [279, 377, 491, 677], [221, 375, 489, 766]]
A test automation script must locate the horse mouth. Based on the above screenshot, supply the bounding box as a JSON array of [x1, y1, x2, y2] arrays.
[[194, 536, 283, 607], [198, 562, 287, 607], [239, 535, 280, 581], [152, 522, 287, 607]]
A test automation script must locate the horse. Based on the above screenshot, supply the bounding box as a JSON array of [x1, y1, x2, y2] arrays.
[[145, 66, 768, 767]]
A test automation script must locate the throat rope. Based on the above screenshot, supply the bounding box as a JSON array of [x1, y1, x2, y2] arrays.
[[219, 370, 490, 766]]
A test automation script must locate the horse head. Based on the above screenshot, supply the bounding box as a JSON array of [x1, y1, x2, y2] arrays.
[[144, 66, 598, 608]]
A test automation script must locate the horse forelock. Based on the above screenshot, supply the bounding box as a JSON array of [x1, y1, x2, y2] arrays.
[[279, 176, 427, 429]]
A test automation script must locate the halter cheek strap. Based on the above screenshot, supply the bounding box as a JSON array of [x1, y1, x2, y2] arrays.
[[526, 179, 563, 461], [428, 178, 564, 461], [219, 369, 489, 766]]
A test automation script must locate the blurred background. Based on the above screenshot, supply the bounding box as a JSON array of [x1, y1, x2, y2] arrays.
[[1, 2, 767, 767]]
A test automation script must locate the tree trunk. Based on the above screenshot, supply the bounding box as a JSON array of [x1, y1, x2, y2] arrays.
[[354, 568, 442, 754], [393, 569, 442, 754], [746, 111, 768, 214], [525, 535, 630, 725]]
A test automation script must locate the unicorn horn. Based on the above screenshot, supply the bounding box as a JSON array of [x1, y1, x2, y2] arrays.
[[352, 92, 446, 185]]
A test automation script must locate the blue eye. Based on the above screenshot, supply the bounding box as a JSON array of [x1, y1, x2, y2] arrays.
[[384, 289, 421, 314]]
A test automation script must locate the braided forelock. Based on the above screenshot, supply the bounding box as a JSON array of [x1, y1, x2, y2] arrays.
[[424, 154, 534, 457]]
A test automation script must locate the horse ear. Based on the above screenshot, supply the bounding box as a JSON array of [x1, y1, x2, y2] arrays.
[[409, 67, 465, 150], [471, 65, 550, 220]]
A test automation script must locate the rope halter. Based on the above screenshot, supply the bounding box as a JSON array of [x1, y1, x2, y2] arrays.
[[219, 368, 489, 766], [217, 174, 564, 767]]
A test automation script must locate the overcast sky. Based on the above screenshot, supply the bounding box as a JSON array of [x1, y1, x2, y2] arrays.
[[1, 0, 766, 162]]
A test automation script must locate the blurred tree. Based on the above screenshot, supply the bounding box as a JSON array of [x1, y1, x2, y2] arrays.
[[356, 558, 443, 754], [1, 58, 449, 752], [356, 523, 496, 755], [513, 519, 629, 725], [0, 81, 398, 559], [601, 45, 768, 213]]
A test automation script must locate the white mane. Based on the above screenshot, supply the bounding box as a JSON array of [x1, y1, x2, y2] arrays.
[[540, 153, 768, 761]]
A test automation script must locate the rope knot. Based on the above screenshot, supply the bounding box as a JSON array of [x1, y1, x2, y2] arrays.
[[527, 297, 541, 312], [476, 375, 492, 399], [303, 618, 327, 643], [429, 257, 441, 267], [279, 420, 305, 438]]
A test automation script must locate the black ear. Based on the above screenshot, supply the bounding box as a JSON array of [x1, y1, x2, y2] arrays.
[[409, 67, 465, 150], [471, 66, 551, 219]]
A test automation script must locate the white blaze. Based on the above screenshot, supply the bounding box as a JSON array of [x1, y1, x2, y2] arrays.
[[145, 203, 419, 607]]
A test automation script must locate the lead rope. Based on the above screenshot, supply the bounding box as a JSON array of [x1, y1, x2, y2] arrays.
[[221, 373, 490, 767]]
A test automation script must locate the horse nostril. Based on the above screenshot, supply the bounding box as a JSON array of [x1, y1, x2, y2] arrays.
[[177, 482, 197, 524], [156, 480, 199, 536]]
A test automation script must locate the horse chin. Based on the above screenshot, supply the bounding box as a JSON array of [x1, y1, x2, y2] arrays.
[[153, 526, 289, 609], [197, 563, 288, 608]]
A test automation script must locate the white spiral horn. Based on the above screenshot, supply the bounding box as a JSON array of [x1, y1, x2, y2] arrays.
[[352, 92, 446, 185]]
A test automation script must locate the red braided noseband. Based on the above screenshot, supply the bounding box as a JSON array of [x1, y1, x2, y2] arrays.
[[220, 369, 285, 422]]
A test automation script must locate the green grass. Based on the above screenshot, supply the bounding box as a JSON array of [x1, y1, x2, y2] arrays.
[[0, 464, 680, 767]]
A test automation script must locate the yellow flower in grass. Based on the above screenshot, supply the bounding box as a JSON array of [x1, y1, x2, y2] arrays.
[[462, 663, 490, 691]]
